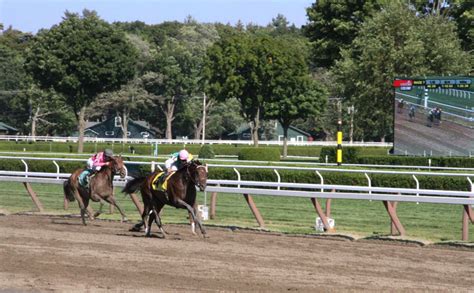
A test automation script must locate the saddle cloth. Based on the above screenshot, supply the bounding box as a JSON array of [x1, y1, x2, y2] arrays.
[[152, 171, 173, 191]]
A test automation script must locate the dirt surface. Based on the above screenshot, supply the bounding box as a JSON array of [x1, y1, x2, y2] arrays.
[[0, 214, 473, 292], [394, 106, 474, 156]]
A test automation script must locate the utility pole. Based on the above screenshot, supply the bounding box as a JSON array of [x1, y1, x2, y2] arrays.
[[348, 105, 354, 144], [202, 92, 206, 144]]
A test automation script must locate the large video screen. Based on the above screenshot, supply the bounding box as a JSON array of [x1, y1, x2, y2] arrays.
[[393, 76, 474, 157]]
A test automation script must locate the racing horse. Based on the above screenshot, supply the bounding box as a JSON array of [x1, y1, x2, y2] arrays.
[[63, 156, 128, 225], [122, 160, 208, 238], [408, 105, 416, 121]]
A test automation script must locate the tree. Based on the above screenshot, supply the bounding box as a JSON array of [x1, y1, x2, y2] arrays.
[[0, 27, 33, 133], [143, 21, 218, 139], [265, 37, 327, 156], [22, 84, 72, 138], [89, 33, 155, 141], [90, 79, 152, 141], [205, 32, 280, 146], [332, 2, 471, 141], [25, 10, 137, 152], [205, 98, 245, 139], [303, 0, 380, 68], [451, 1, 474, 52]]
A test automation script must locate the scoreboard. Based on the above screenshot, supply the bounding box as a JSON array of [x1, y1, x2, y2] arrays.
[[393, 78, 472, 90]]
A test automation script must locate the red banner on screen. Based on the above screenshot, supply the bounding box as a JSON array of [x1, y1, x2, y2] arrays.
[[392, 79, 413, 87]]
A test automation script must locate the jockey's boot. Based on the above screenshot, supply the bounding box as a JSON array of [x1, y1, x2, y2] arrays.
[[85, 170, 96, 188]]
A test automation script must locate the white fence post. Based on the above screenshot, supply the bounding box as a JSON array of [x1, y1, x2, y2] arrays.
[[233, 168, 241, 188], [413, 175, 420, 204], [315, 171, 324, 193], [365, 173, 371, 195], [21, 159, 28, 178], [53, 160, 60, 179], [274, 169, 281, 190]]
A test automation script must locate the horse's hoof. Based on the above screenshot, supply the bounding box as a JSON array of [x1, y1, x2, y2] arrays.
[[129, 225, 141, 232], [121, 217, 129, 223]]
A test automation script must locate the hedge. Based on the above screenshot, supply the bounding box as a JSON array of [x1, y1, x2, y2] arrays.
[[356, 155, 474, 168], [0, 157, 469, 192], [206, 167, 470, 191], [238, 147, 281, 161], [198, 145, 215, 159]]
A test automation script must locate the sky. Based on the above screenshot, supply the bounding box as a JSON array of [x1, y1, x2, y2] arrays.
[[0, 0, 314, 34]]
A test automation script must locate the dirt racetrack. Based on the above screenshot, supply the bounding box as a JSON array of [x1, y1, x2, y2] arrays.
[[0, 214, 473, 292]]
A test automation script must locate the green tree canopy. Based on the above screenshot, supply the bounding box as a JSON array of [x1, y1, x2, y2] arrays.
[[265, 36, 327, 156], [303, 0, 381, 68], [25, 10, 137, 151], [205, 31, 282, 146]]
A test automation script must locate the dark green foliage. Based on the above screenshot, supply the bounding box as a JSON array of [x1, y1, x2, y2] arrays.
[[303, 0, 380, 68], [357, 156, 474, 168], [198, 144, 215, 159], [320, 146, 360, 163], [25, 10, 138, 151], [238, 148, 281, 161], [205, 164, 470, 192]]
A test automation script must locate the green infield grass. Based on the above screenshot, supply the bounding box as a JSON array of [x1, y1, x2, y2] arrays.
[[0, 181, 471, 243]]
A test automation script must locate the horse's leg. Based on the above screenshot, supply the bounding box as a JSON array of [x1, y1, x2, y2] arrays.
[[103, 196, 128, 222], [152, 201, 166, 236], [82, 196, 93, 225], [72, 188, 88, 226], [189, 202, 197, 235], [175, 199, 207, 238], [94, 200, 105, 218], [145, 209, 156, 237]]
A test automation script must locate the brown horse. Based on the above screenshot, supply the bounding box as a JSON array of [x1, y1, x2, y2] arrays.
[[122, 160, 208, 238], [64, 156, 128, 225]]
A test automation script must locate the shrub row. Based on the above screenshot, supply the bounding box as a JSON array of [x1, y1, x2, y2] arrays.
[[356, 155, 474, 168], [0, 157, 469, 192], [0, 141, 340, 157], [207, 167, 470, 191], [320, 146, 474, 167]]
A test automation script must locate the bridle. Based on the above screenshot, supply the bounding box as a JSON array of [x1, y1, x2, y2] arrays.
[[109, 157, 126, 178], [186, 163, 208, 189]]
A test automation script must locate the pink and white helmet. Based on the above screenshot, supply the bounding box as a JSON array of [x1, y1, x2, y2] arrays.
[[179, 149, 189, 160]]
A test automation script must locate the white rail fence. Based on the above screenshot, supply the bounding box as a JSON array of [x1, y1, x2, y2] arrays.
[[0, 156, 472, 240], [0, 135, 392, 147]]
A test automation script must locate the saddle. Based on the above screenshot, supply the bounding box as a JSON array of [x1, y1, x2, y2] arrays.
[[152, 171, 174, 191]]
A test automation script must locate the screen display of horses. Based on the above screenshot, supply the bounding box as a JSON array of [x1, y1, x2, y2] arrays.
[[393, 76, 474, 157]]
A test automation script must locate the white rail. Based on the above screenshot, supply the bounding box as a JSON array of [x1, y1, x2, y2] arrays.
[[0, 172, 472, 206], [0, 135, 392, 147]]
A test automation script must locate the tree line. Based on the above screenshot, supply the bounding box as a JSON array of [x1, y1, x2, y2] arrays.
[[0, 0, 471, 154]]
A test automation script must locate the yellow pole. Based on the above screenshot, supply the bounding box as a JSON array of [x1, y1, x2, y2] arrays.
[[337, 120, 342, 166]]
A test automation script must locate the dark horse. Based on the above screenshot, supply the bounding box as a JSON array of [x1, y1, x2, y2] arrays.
[[64, 156, 128, 225], [122, 160, 208, 238]]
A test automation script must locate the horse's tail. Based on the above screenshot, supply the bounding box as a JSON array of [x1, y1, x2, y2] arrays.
[[63, 179, 76, 202], [122, 176, 146, 194]]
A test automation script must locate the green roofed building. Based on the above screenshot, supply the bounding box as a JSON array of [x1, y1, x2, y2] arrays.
[[226, 122, 311, 142], [75, 116, 156, 139], [0, 122, 19, 135]]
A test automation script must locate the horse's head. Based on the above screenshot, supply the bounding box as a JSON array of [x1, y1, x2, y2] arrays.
[[110, 156, 127, 179], [188, 160, 207, 191]]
